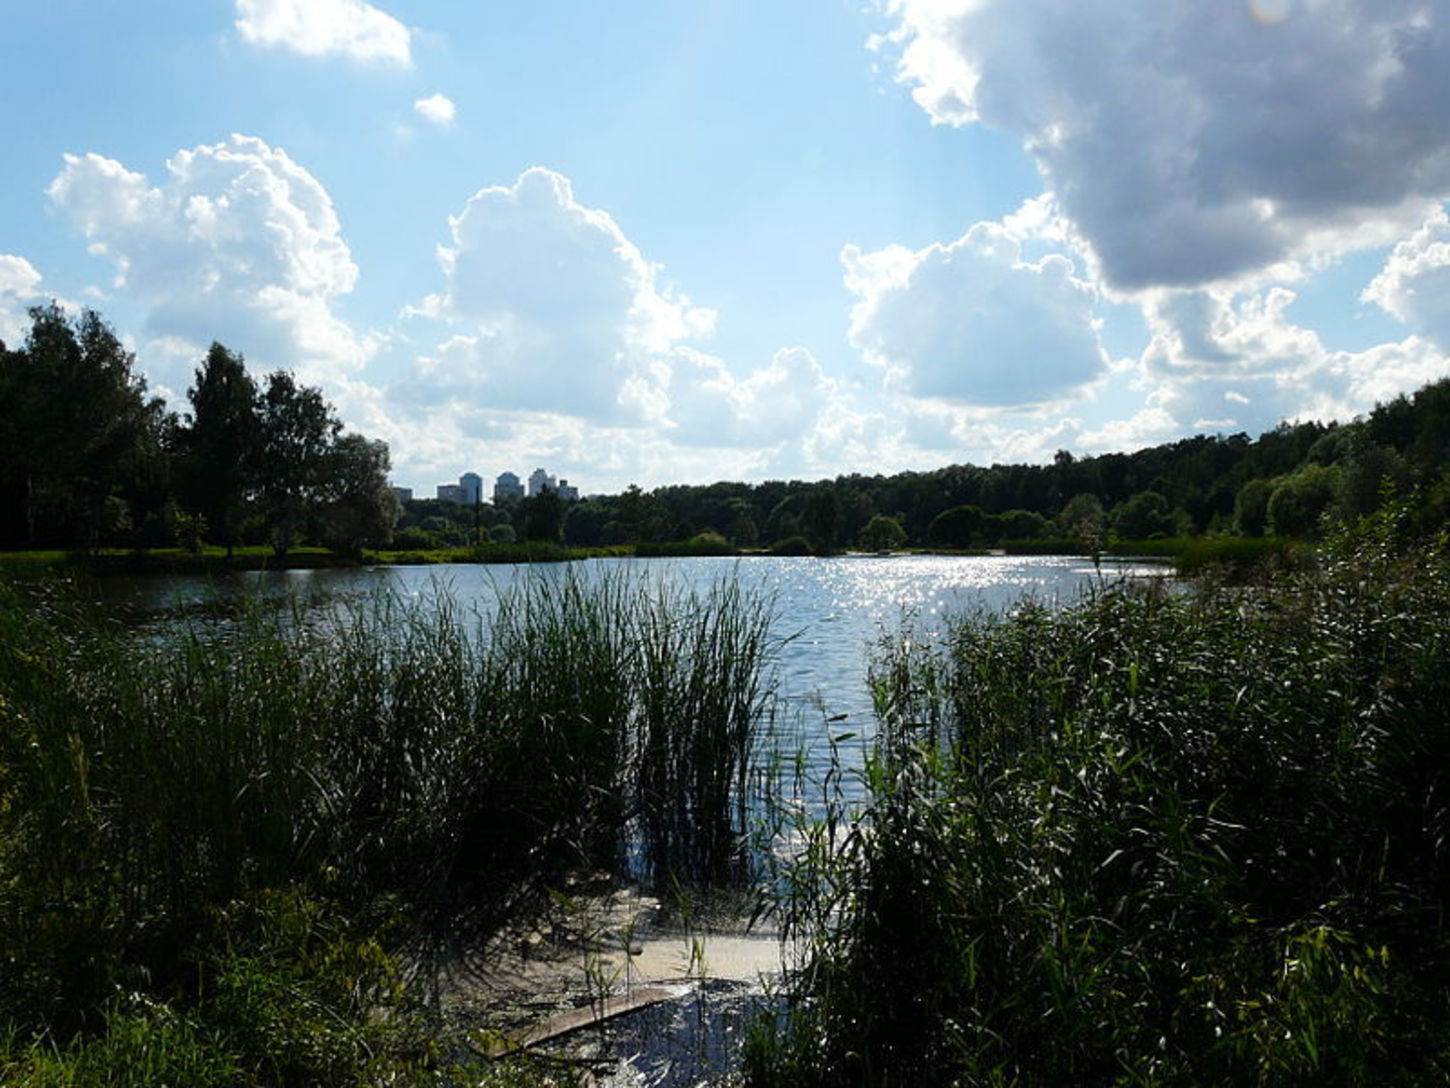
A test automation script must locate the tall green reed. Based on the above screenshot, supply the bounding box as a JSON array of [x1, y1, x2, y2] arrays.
[[0, 565, 778, 1044], [749, 532, 1450, 1086]]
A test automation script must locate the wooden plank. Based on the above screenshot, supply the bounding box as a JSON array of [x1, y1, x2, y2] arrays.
[[484, 984, 689, 1057]]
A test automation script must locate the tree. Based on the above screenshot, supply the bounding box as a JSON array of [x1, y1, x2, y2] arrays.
[[1056, 493, 1106, 540], [928, 505, 987, 548], [179, 343, 260, 556], [804, 486, 840, 554], [1234, 478, 1276, 536], [317, 433, 398, 558], [1336, 441, 1409, 523], [256, 371, 340, 558], [992, 509, 1047, 542], [1110, 491, 1175, 540], [1267, 464, 1340, 537], [523, 488, 564, 543], [0, 305, 161, 548], [859, 514, 907, 551]]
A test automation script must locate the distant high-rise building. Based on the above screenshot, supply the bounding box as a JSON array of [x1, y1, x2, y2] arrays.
[[391, 486, 414, 504], [557, 478, 579, 501], [436, 483, 466, 503], [528, 467, 557, 497], [459, 472, 483, 505], [493, 471, 525, 504]]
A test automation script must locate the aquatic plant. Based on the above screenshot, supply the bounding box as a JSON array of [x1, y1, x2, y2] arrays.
[[0, 566, 777, 1079], [749, 531, 1450, 1085]]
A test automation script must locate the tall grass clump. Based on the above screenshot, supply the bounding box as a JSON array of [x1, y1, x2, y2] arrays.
[[748, 526, 1450, 1086], [0, 566, 777, 1080]]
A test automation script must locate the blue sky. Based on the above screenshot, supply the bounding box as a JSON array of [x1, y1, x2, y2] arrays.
[[3, 0, 1449, 494]]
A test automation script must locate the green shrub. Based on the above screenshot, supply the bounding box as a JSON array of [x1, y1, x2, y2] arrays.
[[769, 535, 814, 556]]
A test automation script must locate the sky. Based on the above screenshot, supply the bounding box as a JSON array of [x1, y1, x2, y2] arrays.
[[4, 0, 1450, 496]]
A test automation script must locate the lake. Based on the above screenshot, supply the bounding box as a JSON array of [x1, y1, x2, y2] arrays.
[[86, 553, 1166, 777]]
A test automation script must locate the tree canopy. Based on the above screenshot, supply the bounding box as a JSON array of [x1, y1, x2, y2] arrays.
[[0, 306, 395, 555]]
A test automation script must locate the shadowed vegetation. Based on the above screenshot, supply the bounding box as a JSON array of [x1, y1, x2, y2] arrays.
[[0, 569, 777, 1083], [748, 520, 1450, 1086]]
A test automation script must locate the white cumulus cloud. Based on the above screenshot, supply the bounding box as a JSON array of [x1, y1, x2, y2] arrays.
[[47, 135, 374, 390], [403, 166, 714, 420], [1363, 204, 1450, 349], [879, 0, 1450, 290], [413, 93, 456, 126], [1137, 282, 1450, 437], [844, 218, 1107, 407], [234, 0, 412, 66], [380, 167, 875, 488], [661, 347, 841, 449]]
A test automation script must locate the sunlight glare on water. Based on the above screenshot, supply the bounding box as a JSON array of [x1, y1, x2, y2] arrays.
[[92, 554, 1167, 797]]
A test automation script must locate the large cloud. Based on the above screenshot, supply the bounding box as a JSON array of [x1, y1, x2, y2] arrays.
[[47, 135, 372, 388], [1140, 282, 1450, 432], [234, 0, 412, 66], [880, 0, 1450, 290], [403, 167, 714, 419], [844, 220, 1107, 406], [380, 167, 884, 488]]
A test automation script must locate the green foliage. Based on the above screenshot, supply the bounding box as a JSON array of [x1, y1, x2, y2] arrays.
[[0, 305, 168, 550], [0, 570, 777, 1059], [522, 488, 565, 542], [1109, 489, 1175, 538], [316, 433, 399, 557], [390, 526, 438, 550], [769, 535, 814, 556], [178, 343, 260, 556], [1055, 492, 1106, 539], [927, 504, 987, 548], [1234, 476, 1276, 535], [1268, 463, 1341, 537], [635, 532, 737, 557], [170, 507, 208, 553], [749, 538, 1450, 1085], [991, 508, 1046, 541], [803, 486, 839, 555], [857, 514, 907, 551], [256, 371, 342, 558]]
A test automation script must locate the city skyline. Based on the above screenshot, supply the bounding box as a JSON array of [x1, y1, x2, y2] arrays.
[[4, 2, 1450, 494]]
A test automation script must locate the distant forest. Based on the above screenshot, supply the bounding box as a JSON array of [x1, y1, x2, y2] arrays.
[[4, 303, 1450, 557], [404, 379, 1450, 554]]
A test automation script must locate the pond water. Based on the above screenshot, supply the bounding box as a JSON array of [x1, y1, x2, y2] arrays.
[[85, 553, 1165, 748]]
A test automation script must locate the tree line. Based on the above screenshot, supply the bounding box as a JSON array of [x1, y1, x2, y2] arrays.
[[397, 375, 1450, 554], [6, 301, 1450, 559], [0, 304, 396, 556]]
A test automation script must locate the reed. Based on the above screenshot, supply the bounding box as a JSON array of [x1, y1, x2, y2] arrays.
[[748, 530, 1450, 1085], [0, 566, 778, 1080]]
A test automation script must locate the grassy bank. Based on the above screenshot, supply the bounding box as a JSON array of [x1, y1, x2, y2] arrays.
[[0, 570, 778, 1084], [748, 527, 1450, 1086]]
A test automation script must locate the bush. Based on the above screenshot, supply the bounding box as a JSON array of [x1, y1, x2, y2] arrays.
[[389, 526, 437, 551], [768, 535, 814, 556], [635, 532, 738, 557], [857, 515, 906, 552]]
